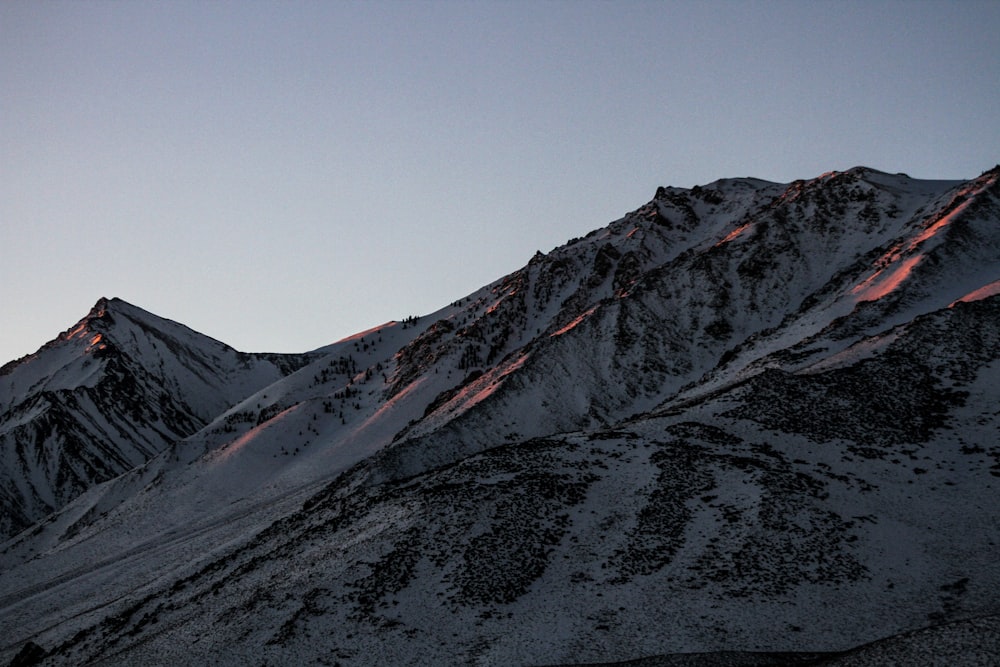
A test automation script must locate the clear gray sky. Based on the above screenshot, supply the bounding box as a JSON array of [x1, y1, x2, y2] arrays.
[[2, 0, 998, 362]]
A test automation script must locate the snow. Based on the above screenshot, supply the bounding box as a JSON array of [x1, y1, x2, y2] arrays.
[[2, 166, 999, 665], [0, 297, 315, 540], [852, 253, 925, 302], [951, 279, 1000, 306]]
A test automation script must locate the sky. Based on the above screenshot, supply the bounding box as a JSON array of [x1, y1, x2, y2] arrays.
[[2, 0, 999, 363]]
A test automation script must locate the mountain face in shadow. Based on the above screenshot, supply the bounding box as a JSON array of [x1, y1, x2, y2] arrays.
[[1, 166, 998, 666]]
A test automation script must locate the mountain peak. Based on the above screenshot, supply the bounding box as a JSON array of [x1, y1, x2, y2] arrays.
[[0, 297, 318, 539], [3, 166, 1000, 665], [60, 297, 114, 339]]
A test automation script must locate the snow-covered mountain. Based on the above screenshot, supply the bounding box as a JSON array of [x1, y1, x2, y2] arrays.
[[0, 297, 316, 539], [1, 166, 999, 666]]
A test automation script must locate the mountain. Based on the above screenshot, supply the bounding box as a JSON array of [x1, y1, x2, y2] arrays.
[[1, 166, 999, 666], [0, 297, 316, 539]]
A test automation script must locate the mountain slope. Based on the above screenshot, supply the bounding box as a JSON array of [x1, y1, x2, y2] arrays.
[[368, 166, 999, 480], [0, 297, 315, 539], [1, 166, 998, 666]]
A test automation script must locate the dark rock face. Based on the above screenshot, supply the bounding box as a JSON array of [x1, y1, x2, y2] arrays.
[[7, 641, 45, 667]]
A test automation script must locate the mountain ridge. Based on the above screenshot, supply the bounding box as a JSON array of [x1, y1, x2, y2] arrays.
[[1, 165, 999, 665], [0, 296, 317, 539]]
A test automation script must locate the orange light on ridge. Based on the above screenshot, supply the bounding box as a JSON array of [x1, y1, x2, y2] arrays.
[[209, 404, 301, 463], [550, 306, 598, 337], [910, 173, 997, 251], [852, 254, 923, 302], [63, 323, 88, 340], [949, 280, 1000, 307], [448, 354, 530, 409], [911, 197, 972, 248], [715, 223, 752, 247]]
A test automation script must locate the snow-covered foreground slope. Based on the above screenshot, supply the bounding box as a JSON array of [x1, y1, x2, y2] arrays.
[[1, 166, 999, 666], [0, 298, 315, 539]]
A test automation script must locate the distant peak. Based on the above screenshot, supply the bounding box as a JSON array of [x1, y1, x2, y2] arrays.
[[94, 297, 145, 319], [57, 297, 137, 341], [97, 296, 134, 310], [84, 297, 120, 322], [53, 300, 113, 345]]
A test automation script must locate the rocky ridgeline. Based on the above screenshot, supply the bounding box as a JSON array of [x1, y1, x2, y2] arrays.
[[2, 167, 999, 665]]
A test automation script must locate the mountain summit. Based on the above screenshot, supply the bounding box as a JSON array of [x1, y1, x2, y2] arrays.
[[0, 297, 315, 538], [1, 167, 999, 665]]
